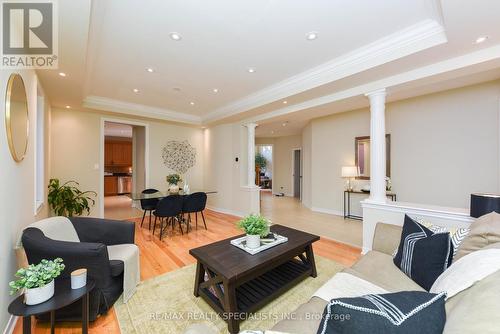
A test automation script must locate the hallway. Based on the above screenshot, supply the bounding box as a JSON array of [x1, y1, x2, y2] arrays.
[[260, 191, 363, 247]]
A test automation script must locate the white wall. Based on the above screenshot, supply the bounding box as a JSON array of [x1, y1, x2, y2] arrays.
[[50, 109, 205, 217], [0, 70, 51, 332], [387, 81, 500, 207], [204, 124, 260, 216], [303, 80, 500, 214], [256, 135, 302, 196], [302, 123, 313, 208]]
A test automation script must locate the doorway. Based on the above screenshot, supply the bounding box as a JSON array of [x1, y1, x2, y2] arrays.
[[292, 149, 302, 200], [100, 118, 149, 219], [256, 144, 273, 192]]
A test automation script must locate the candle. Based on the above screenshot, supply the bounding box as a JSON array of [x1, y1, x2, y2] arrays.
[[71, 268, 87, 289]]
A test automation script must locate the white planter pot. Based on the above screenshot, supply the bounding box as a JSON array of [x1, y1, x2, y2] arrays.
[[24, 279, 54, 305], [246, 234, 261, 249], [168, 184, 179, 194]]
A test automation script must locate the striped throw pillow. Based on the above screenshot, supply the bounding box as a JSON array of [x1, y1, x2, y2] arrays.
[[418, 220, 470, 257]]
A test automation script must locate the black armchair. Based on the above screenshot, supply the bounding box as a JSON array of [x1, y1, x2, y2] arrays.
[[21, 217, 135, 322]]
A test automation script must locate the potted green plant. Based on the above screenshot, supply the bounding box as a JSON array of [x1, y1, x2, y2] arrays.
[[9, 258, 65, 305], [166, 173, 182, 194], [237, 214, 271, 249], [255, 153, 267, 170], [47, 179, 96, 216]]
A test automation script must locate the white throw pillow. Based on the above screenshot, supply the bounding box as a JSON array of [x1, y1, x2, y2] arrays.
[[430, 249, 500, 299]]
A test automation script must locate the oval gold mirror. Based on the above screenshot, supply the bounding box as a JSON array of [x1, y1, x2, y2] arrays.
[[5, 73, 29, 162]]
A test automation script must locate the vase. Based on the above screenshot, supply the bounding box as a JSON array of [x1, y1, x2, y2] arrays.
[[246, 234, 261, 249], [24, 279, 54, 305], [168, 184, 179, 194]]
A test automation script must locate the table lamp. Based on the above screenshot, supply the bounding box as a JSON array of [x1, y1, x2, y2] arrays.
[[341, 166, 359, 191], [470, 193, 500, 218]]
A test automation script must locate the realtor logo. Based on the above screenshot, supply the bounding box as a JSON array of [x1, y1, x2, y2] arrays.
[[1, 0, 58, 69]]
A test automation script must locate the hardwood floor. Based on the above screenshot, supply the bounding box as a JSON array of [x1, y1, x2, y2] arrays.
[[14, 209, 361, 334], [104, 196, 143, 220], [260, 191, 363, 247]]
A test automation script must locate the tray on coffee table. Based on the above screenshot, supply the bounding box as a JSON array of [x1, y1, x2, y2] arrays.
[[230, 233, 288, 255]]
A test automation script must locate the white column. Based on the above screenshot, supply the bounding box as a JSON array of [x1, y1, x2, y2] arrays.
[[245, 123, 258, 187], [365, 89, 387, 203]]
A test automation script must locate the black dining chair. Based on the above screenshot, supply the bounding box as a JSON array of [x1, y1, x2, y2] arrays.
[[140, 188, 159, 230], [153, 195, 184, 240], [182, 192, 208, 231]]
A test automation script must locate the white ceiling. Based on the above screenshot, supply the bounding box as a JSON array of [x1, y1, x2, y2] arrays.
[[36, 0, 500, 137]]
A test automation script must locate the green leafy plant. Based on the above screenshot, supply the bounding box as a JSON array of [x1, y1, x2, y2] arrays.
[[237, 214, 271, 236], [9, 258, 65, 294], [166, 173, 182, 185], [255, 153, 267, 169], [48, 178, 96, 216]]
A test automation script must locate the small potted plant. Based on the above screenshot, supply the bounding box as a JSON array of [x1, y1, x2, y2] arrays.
[[166, 173, 182, 194], [237, 214, 271, 249], [9, 258, 65, 305]]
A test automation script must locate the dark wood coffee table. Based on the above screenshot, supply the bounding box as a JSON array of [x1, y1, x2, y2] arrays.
[[189, 225, 319, 333]]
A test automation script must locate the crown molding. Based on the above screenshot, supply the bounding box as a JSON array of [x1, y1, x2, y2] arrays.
[[83, 96, 202, 124], [243, 44, 500, 124], [203, 19, 447, 124]]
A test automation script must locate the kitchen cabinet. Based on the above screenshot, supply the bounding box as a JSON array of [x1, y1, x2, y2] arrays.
[[104, 176, 118, 196], [105, 140, 132, 166], [105, 142, 114, 165]]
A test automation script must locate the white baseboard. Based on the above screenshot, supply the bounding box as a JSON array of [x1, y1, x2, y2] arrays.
[[311, 207, 344, 217], [206, 206, 245, 218], [3, 315, 17, 334]]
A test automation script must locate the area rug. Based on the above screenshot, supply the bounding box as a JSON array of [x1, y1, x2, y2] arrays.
[[115, 256, 344, 334]]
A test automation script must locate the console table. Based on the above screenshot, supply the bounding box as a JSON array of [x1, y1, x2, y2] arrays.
[[344, 190, 397, 220]]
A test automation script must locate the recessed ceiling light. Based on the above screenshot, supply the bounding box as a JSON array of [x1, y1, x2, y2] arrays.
[[306, 31, 318, 41], [133, 88, 139, 93], [247, 67, 256, 73], [58, 72, 66, 77], [475, 36, 488, 44], [283, 100, 288, 104], [190, 101, 195, 105], [213, 88, 219, 93], [146, 68, 154, 73], [282, 121, 289, 127], [65, 105, 71, 109], [170, 32, 182, 41]]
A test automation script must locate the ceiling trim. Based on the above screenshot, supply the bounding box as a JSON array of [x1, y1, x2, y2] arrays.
[[83, 96, 202, 124], [243, 44, 500, 124], [203, 19, 447, 124]]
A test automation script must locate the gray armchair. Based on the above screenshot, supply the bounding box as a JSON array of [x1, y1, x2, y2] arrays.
[[21, 217, 135, 321]]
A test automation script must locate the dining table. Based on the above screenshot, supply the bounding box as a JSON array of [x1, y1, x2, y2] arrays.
[[128, 190, 217, 234], [127, 190, 217, 201]]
